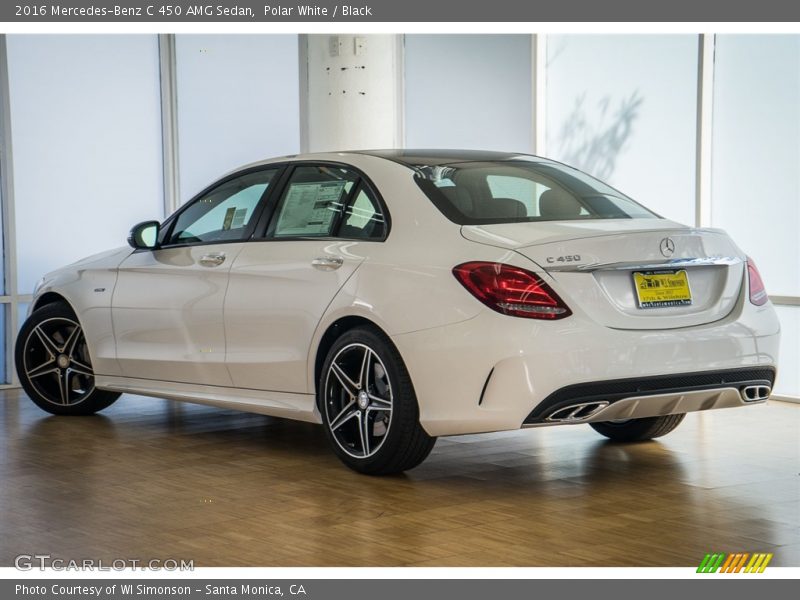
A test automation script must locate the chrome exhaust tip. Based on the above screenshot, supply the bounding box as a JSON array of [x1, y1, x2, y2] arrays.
[[546, 401, 609, 423], [740, 385, 771, 402]]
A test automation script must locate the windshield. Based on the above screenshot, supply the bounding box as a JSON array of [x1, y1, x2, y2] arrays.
[[414, 159, 659, 225]]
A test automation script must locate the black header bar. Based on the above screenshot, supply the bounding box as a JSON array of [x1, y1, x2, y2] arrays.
[[3, 0, 800, 22]]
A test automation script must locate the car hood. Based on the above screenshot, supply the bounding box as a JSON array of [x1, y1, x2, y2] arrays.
[[63, 246, 134, 271], [35, 246, 133, 293]]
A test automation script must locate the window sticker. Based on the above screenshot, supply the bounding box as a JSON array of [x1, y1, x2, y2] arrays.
[[276, 181, 347, 236], [222, 207, 236, 231], [230, 207, 249, 230]]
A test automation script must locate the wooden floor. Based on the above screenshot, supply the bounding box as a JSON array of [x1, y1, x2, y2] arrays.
[[1, 389, 798, 567]]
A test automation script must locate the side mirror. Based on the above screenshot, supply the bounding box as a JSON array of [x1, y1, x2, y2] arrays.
[[128, 220, 161, 249]]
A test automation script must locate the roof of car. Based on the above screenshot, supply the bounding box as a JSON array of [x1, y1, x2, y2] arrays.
[[220, 149, 552, 181], [236, 149, 545, 177], [353, 149, 531, 166]]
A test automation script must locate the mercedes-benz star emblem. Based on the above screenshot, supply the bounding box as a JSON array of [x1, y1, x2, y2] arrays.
[[659, 237, 676, 258]]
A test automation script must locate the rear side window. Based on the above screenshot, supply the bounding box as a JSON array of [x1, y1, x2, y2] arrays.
[[268, 165, 386, 240], [415, 160, 657, 225], [339, 186, 386, 239]]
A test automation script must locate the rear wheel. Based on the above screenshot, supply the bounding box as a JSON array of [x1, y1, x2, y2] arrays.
[[319, 326, 436, 475], [15, 303, 120, 415], [590, 414, 686, 442]]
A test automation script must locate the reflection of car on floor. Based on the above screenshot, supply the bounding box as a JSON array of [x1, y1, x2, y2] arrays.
[[16, 150, 780, 474]]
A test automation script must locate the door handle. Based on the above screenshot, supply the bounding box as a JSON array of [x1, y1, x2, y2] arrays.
[[199, 252, 226, 267], [311, 256, 344, 271]]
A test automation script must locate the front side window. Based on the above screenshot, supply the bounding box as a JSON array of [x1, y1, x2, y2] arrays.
[[268, 165, 386, 240], [167, 169, 278, 245], [415, 160, 658, 225]]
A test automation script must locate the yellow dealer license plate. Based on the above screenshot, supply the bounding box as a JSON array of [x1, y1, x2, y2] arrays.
[[633, 270, 692, 308]]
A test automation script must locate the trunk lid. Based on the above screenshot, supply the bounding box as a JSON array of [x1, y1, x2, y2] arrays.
[[461, 219, 745, 330]]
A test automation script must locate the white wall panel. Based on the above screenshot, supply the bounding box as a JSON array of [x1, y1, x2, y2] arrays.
[[405, 35, 532, 152], [711, 35, 800, 298], [175, 35, 300, 203], [7, 35, 163, 294], [773, 306, 799, 399], [546, 35, 698, 225]]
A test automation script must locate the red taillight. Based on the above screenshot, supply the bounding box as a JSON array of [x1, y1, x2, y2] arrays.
[[746, 257, 768, 306], [453, 261, 572, 320]]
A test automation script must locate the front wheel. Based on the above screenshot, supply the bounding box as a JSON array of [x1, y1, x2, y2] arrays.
[[589, 414, 686, 442], [319, 326, 436, 475], [15, 303, 120, 415]]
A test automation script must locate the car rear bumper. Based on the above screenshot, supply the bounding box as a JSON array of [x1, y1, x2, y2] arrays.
[[522, 367, 775, 426], [390, 298, 781, 437]]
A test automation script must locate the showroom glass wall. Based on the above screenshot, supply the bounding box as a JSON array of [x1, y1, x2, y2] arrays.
[[539, 34, 799, 398], [0, 34, 797, 399], [0, 34, 300, 387], [175, 35, 300, 204], [0, 37, 10, 385], [710, 35, 800, 398], [405, 34, 798, 398], [405, 35, 533, 152], [543, 35, 699, 225]]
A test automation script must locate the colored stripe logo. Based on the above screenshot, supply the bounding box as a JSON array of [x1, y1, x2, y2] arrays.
[[697, 552, 773, 573]]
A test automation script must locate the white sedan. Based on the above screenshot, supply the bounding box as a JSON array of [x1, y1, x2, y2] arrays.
[[16, 150, 780, 474]]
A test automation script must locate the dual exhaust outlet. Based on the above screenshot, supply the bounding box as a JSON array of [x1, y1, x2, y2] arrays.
[[546, 401, 609, 423], [544, 385, 772, 423], [740, 385, 771, 402]]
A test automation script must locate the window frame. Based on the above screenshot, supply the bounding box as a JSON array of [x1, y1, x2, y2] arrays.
[[254, 161, 391, 243], [155, 164, 289, 250]]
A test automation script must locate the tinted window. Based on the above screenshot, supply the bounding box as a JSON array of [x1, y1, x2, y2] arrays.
[[338, 186, 386, 239], [269, 166, 357, 238], [168, 169, 277, 244], [415, 160, 657, 225]]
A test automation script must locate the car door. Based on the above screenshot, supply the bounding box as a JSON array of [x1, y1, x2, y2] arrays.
[[225, 163, 389, 393], [112, 167, 281, 386]]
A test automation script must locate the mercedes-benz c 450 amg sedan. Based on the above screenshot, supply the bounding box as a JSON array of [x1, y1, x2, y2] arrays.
[[16, 150, 780, 474]]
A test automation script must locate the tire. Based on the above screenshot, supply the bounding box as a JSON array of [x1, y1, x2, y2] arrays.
[[15, 302, 120, 416], [589, 414, 686, 442], [318, 326, 436, 475]]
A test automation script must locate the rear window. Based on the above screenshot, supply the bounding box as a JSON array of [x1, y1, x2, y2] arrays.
[[414, 159, 658, 224]]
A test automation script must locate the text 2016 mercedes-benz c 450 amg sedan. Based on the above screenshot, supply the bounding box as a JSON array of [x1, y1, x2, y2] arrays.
[[16, 150, 780, 474]]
